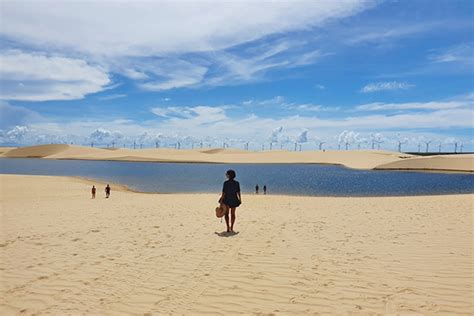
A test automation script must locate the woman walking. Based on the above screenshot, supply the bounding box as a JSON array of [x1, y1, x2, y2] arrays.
[[219, 170, 242, 233]]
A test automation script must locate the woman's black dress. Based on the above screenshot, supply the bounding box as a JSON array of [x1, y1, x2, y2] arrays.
[[222, 179, 241, 208]]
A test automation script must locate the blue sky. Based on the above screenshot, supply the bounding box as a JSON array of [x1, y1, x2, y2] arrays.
[[1, 0, 473, 152]]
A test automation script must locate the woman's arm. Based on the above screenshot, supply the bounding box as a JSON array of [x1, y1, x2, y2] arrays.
[[219, 192, 225, 204]]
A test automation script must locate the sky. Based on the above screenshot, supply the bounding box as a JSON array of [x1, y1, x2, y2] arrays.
[[0, 0, 473, 152]]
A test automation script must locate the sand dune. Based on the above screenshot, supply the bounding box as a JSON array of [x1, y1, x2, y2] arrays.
[[4, 144, 69, 158], [0, 174, 472, 314], [1, 144, 473, 172], [376, 154, 474, 172]]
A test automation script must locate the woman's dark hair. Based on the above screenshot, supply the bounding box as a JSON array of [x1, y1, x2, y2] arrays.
[[226, 169, 236, 179]]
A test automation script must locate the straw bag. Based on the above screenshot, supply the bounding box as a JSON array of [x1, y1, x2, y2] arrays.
[[215, 204, 226, 218]]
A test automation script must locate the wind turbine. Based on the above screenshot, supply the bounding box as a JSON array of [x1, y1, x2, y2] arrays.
[[424, 140, 432, 153], [318, 141, 325, 150], [397, 139, 408, 152], [376, 140, 383, 150]]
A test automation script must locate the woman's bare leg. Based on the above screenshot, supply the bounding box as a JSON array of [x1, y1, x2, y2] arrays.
[[223, 205, 230, 232], [230, 208, 236, 232]]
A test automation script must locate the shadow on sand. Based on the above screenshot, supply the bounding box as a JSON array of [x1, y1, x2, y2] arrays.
[[215, 231, 240, 237]]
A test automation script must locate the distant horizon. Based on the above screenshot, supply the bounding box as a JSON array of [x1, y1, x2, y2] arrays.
[[1, 1, 473, 151], [1, 142, 470, 155]]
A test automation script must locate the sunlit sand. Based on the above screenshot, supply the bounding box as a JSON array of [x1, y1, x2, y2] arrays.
[[1, 174, 472, 314]]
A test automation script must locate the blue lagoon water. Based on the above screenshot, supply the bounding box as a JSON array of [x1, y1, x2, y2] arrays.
[[0, 158, 472, 196]]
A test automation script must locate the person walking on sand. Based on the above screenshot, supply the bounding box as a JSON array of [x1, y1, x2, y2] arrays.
[[219, 170, 242, 233], [255, 184, 259, 194], [91, 185, 96, 199], [263, 185, 267, 195], [105, 184, 111, 198]]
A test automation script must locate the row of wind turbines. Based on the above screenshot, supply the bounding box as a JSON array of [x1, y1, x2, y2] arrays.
[[90, 138, 465, 153]]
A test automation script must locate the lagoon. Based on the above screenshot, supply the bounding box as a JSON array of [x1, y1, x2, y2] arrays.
[[0, 158, 472, 196]]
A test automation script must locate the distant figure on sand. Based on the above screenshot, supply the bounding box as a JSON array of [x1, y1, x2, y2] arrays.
[[91, 185, 96, 199], [105, 184, 111, 198], [219, 170, 242, 233], [255, 184, 259, 194], [263, 185, 267, 195]]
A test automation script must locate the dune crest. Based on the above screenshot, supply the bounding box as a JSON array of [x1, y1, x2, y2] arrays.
[[4, 144, 70, 158]]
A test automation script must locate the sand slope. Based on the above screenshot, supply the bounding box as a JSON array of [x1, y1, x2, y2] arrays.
[[1, 175, 473, 314], [3, 144, 472, 172], [4, 144, 69, 158], [376, 154, 474, 172]]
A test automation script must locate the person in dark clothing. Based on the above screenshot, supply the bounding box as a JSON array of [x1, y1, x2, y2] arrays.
[[263, 185, 267, 195], [255, 184, 259, 194], [219, 170, 242, 232], [105, 184, 111, 198], [91, 185, 96, 199]]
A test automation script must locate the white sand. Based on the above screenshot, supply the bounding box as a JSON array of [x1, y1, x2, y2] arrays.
[[2, 144, 473, 172], [1, 174, 472, 314]]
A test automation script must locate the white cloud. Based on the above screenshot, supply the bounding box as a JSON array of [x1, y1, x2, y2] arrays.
[[269, 126, 284, 143], [151, 106, 195, 118], [429, 42, 474, 65], [243, 96, 337, 112], [0, 102, 43, 129], [5, 125, 30, 142], [344, 21, 468, 46], [0, 50, 110, 101], [356, 100, 471, 111], [138, 60, 208, 91], [3, 94, 473, 151], [98, 94, 127, 100], [89, 128, 123, 143], [1, 1, 374, 56], [122, 68, 149, 80], [360, 81, 415, 93], [151, 106, 227, 126], [296, 130, 309, 143], [338, 130, 359, 145]]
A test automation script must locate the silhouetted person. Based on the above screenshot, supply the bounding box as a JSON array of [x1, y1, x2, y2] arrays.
[[255, 184, 259, 194], [91, 185, 96, 199], [263, 185, 267, 195], [105, 184, 111, 198], [219, 170, 242, 233]]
